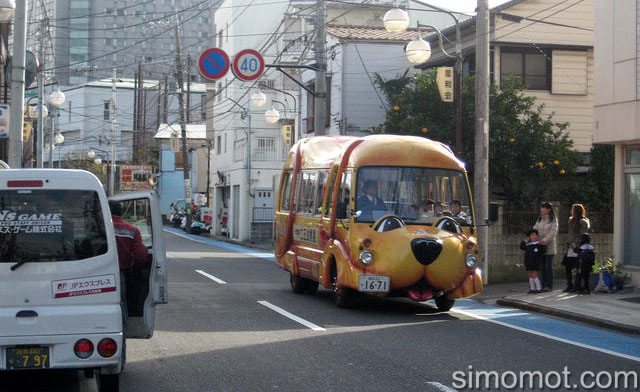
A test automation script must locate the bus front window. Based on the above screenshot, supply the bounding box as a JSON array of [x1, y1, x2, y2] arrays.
[[354, 166, 473, 226]]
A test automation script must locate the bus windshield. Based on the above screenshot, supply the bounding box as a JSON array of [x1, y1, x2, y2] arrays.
[[355, 166, 473, 226]]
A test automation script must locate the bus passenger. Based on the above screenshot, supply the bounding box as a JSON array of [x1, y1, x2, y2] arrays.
[[450, 199, 467, 219]]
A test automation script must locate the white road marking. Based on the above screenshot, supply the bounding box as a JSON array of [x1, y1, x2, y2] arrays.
[[452, 308, 640, 363], [195, 269, 227, 284], [258, 300, 326, 331], [426, 382, 459, 392]]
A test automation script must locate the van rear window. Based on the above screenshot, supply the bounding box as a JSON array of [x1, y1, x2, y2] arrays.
[[0, 190, 108, 263]]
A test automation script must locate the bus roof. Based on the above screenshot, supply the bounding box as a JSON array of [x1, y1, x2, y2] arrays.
[[284, 135, 465, 171]]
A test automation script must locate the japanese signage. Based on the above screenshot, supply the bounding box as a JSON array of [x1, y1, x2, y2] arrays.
[[436, 67, 454, 103], [0, 105, 9, 138], [120, 165, 153, 191], [52, 274, 117, 298], [293, 224, 318, 245], [0, 210, 63, 234], [282, 125, 293, 145]]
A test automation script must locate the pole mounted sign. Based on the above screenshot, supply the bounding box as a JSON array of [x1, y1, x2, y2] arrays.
[[232, 49, 265, 81], [436, 67, 454, 102], [198, 48, 230, 80]]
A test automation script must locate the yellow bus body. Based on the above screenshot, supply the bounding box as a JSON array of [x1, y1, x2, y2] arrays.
[[275, 135, 482, 308]]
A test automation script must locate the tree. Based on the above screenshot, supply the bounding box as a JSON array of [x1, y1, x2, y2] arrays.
[[372, 71, 582, 208]]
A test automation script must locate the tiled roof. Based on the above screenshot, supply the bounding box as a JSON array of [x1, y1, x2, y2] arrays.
[[326, 24, 423, 41]]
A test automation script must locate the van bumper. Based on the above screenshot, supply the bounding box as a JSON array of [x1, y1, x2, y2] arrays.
[[0, 332, 122, 373]]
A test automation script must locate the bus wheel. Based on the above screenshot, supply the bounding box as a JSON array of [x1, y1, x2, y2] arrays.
[[304, 280, 319, 295], [330, 267, 354, 308], [435, 296, 455, 312], [290, 273, 307, 294], [97, 372, 119, 392]]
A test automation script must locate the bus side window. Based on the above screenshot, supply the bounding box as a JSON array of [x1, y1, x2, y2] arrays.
[[324, 169, 337, 218], [313, 171, 327, 216], [335, 171, 352, 220], [280, 171, 293, 211]]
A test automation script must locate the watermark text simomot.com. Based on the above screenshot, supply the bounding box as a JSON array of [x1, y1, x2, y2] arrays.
[[452, 366, 638, 390]]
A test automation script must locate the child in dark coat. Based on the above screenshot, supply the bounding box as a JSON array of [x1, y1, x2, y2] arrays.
[[520, 229, 546, 294], [574, 234, 596, 294]]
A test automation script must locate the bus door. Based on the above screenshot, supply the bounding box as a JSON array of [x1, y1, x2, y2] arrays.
[[109, 191, 167, 339]]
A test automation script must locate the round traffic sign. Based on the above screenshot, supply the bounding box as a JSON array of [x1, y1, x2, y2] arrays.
[[198, 48, 230, 80], [232, 49, 265, 81]]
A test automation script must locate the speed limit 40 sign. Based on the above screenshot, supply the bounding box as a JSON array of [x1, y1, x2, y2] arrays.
[[232, 49, 265, 81]]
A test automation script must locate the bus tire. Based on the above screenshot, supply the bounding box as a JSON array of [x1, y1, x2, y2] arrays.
[[304, 280, 319, 294], [330, 265, 354, 308], [290, 273, 307, 294], [97, 373, 119, 392], [435, 296, 455, 312]]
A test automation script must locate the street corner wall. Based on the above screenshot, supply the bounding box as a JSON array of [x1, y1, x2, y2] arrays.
[[488, 233, 614, 283]]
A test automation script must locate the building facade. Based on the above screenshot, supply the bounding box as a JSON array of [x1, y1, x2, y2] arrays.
[[594, 0, 640, 284]]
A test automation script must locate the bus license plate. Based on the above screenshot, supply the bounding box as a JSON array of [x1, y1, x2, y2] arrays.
[[358, 275, 390, 293], [6, 346, 50, 369]]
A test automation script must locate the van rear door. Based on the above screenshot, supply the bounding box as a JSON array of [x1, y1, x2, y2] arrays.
[[109, 191, 167, 339]]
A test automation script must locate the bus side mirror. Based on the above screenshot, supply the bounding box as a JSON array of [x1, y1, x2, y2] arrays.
[[489, 202, 499, 223]]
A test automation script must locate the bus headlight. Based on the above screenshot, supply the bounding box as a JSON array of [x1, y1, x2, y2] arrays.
[[465, 254, 478, 268], [359, 251, 374, 265]]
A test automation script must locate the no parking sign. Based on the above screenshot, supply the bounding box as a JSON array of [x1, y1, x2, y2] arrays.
[[232, 49, 265, 81], [198, 48, 230, 80]]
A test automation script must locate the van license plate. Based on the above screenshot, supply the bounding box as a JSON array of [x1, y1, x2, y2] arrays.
[[6, 346, 50, 369], [358, 275, 390, 292]]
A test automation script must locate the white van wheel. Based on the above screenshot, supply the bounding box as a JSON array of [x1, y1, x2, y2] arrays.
[[97, 373, 120, 392]]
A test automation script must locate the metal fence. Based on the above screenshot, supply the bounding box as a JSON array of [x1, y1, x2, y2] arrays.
[[253, 207, 274, 222]]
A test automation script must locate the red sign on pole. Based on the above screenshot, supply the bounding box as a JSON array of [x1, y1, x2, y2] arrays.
[[198, 48, 230, 80], [232, 49, 265, 81]]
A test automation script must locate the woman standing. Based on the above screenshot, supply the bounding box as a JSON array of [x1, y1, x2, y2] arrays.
[[563, 204, 591, 292], [533, 201, 558, 292]]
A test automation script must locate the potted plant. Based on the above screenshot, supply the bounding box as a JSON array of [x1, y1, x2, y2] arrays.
[[592, 257, 616, 292]]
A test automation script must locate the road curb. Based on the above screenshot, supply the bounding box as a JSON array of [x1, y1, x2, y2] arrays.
[[496, 298, 640, 336]]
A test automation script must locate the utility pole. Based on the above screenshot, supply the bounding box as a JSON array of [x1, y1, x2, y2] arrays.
[[8, 0, 28, 168], [175, 15, 192, 230], [475, 0, 490, 284], [163, 76, 168, 123], [186, 55, 191, 123], [205, 84, 215, 207], [313, 0, 327, 136], [36, 18, 45, 168], [110, 69, 117, 196]]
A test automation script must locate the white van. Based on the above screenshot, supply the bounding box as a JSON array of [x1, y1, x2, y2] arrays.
[[0, 169, 167, 392]]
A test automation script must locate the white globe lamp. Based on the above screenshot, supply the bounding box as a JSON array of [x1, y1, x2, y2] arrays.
[[94, 158, 102, 165], [383, 8, 410, 33], [264, 107, 280, 124], [54, 132, 64, 144], [49, 88, 66, 107], [0, 0, 16, 23], [250, 90, 267, 107], [87, 150, 96, 159], [405, 36, 432, 64]]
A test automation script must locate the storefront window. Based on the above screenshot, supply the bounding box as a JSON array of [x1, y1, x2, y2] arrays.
[[625, 146, 640, 166], [624, 173, 640, 266]]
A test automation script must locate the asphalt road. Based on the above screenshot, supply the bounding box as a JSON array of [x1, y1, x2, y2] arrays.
[[3, 230, 640, 391]]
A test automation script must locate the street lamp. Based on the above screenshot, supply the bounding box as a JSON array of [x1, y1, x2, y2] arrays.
[[264, 107, 280, 124], [87, 150, 96, 159], [250, 90, 267, 108], [94, 157, 102, 165], [27, 103, 47, 119], [0, 0, 15, 23], [405, 35, 432, 64], [384, 0, 463, 155], [383, 7, 410, 33], [48, 88, 65, 167], [54, 132, 64, 144]]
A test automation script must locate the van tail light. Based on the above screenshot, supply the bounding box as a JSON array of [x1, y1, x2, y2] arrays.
[[74, 339, 94, 359], [97, 338, 118, 358], [7, 180, 43, 187]]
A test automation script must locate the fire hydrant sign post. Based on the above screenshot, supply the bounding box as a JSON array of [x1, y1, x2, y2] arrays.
[[232, 49, 265, 81], [436, 67, 454, 103]]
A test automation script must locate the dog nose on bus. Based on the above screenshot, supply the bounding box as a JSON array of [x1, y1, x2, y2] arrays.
[[410, 238, 443, 266]]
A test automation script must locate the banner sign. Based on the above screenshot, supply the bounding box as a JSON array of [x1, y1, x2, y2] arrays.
[[120, 165, 153, 191]]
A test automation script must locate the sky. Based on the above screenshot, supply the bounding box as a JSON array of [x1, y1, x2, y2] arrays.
[[418, 0, 513, 14]]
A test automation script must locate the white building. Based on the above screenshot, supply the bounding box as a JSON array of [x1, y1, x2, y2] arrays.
[[594, 0, 640, 284]]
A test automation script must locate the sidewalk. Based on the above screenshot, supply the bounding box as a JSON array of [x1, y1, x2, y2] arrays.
[[476, 282, 640, 335]]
